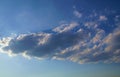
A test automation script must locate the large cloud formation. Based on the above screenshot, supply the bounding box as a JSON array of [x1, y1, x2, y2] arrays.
[[0, 10, 120, 64]]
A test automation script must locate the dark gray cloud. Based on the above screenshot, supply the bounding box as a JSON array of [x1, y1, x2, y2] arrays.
[[2, 23, 88, 59], [111, 32, 120, 51]]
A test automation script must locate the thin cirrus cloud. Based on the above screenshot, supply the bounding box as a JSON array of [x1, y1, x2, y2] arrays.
[[0, 10, 120, 64]]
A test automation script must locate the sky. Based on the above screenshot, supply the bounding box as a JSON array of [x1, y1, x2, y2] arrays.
[[0, 0, 120, 77]]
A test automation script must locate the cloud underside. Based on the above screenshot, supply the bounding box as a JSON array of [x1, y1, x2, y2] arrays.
[[0, 11, 120, 64]]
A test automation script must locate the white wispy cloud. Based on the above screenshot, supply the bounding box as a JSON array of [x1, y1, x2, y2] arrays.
[[73, 10, 82, 18]]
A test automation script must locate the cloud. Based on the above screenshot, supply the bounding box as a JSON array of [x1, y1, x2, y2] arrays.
[[73, 10, 82, 18], [104, 28, 120, 53], [1, 22, 88, 60], [0, 10, 120, 64], [53, 22, 79, 33], [99, 15, 107, 21]]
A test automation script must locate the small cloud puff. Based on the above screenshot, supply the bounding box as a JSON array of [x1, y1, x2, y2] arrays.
[[99, 15, 107, 21], [73, 10, 82, 18]]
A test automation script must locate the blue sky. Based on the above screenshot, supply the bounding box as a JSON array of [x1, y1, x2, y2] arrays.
[[0, 0, 120, 77]]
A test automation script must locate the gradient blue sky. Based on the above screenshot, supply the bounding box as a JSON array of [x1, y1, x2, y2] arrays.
[[0, 0, 120, 77]]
